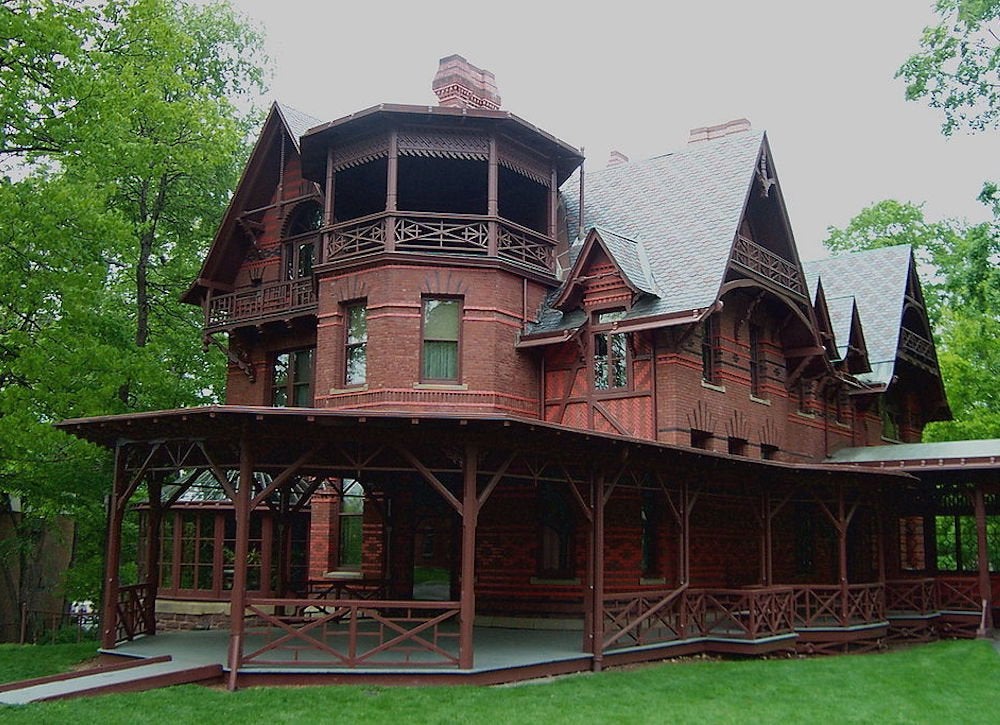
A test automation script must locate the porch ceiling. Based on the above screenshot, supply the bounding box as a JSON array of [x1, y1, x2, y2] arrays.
[[57, 406, 913, 490]]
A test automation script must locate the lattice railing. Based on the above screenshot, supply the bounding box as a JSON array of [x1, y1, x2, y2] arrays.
[[731, 235, 806, 296], [116, 582, 154, 642], [886, 578, 937, 615], [304, 578, 389, 601], [327, 215, 386, 258], [602, 587, 686, 649], [497, 220, 555, 271], [898, 328, 937, 368], [242, 598, 461, 668], [935, 576, 981, 611], [792, 583, 885, 628], [395, 214, 489, 253], [207, 278, 316, 329]]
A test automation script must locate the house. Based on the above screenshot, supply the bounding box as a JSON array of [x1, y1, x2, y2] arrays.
[[57, 55, 997, 689]]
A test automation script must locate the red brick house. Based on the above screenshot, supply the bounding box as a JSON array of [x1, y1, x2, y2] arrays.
[[59, 55, 996, 688]]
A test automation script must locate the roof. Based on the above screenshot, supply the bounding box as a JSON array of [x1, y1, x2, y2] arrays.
[[803, 245, 914, 387], [825, 294, 858, 361], [558, 129, 765, 318], [275, 103, 322, 149], [828, 439, 1000, 479]]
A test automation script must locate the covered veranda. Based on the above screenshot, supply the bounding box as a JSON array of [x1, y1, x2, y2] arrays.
[[58, 407, 945, 688]]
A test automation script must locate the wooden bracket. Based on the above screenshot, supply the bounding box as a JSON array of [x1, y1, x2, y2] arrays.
[[204, 332, 256, 383]]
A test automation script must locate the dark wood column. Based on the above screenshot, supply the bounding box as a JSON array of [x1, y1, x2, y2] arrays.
[[591, 473, 606, 672], [548, 165, 558, 240], [837, 485, 850, 623], [459, 444, 479, 669], [321, 146, 335, 265], [100, 445, 127, 649], [487, 135, 498, 256], [973, 482, 994, 635], [226, 436, 254, 691], [385, 130, 398, 252], [144, 475, 163, 636]]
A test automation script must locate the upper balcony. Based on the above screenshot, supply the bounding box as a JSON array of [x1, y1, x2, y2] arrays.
[[729, 235, 806, 298], [204, 276, 316, 334]]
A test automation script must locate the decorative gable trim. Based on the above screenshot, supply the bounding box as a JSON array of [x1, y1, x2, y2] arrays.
[[553, 229, 641, 311]]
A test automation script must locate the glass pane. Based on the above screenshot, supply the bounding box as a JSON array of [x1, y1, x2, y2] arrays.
[[297, 242, 314, 277], [423, 298, 459, 341], [199, 538, 214, 565], [294, 349, 313, 381], [272, 387, 288, 407], [160, 561, 173, 588], [423, 340, 457, 380], [611, 333, 628, 387], [346, 345, 366, 385], [594, 333, 608, 389], [198, 565, 213, 590], [597, 309, 625, 324], [180, 565, 194, 589], [293, 381, 312, 407], [347, 305, 367, 344], [272, 353, 289, 395], [339, 516, 362, 568]]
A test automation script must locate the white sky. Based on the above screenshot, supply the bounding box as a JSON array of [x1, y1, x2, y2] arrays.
[[225, 0, 1000, 261]]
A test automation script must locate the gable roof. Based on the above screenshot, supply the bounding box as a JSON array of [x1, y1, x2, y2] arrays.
[[803, 245, 914, 387], [558, 129, 766, 318], [183, 102, 322, 304]]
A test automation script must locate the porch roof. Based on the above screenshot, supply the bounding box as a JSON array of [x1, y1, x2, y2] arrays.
[[57, 406, 913, 489], [827, 439, 1000, 481]]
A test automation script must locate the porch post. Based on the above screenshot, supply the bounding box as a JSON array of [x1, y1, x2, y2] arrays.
[[100, 444, 127, 649], [837, 484, 849, 625], [459, 444, 479, 669], [592, 473, 606, 672], [227, 436, 254, 691], [487, 135, 498, 256], [761, 489, 773, 586], [973, 482, 994, 636], [583, 474, 595, 653], [144, 474, 163, 635], [385, 129, 398, 253]]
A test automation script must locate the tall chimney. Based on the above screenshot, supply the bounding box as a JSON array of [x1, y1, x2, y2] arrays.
[[432, 54, 502, 110]]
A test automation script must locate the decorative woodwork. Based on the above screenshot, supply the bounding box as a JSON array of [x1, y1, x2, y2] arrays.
[[206, 277, 317, 331], [331, 134, 389, 172], [397, 130, 489, 161], [115, 582, 154, 642], [497, 139, 550, 186], [898, 328, 937, 371], [730, 235, 806, 297]]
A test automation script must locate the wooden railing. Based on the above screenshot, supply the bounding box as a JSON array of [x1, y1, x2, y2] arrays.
[[792, 583, 885, 628], [325, 212, 556, 273], [730, 235, 806, 297], [116, 582, 154, 642], [602, 587, 686, 649], [886, 578, 937, 615], [206, 277, 316, 330], [304, 578, 389, 601], [241, 598, 461, 668], [935, 576, 981, 611], [898, 328, 937, 369], [693, 587, 796, 640]]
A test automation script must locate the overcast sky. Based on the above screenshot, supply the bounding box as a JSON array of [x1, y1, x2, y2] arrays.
[[224, 0, 1000, 261]]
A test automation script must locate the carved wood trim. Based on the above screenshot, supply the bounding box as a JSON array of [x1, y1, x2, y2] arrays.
[[397, 130, 489, 161], [497, 139, 550, 186], [332, 134, 390, 172]]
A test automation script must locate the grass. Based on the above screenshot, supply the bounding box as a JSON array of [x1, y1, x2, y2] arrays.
[[1, 639, 997, 723], [0, 641, 98, 684]]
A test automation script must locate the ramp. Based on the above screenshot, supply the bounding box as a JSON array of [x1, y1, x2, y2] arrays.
[[0, 655, 222, 704]]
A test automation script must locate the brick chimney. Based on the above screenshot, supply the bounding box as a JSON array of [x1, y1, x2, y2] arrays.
[[432, 54, 502, 110], [688, 118, 752, 143], [607, 150, 629, 167]]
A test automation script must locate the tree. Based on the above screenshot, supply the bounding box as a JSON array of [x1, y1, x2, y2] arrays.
[[0, 0, 267, 616], [897, 0, 1000, 135]]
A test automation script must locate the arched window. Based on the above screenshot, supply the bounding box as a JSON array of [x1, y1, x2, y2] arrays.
[[284, 201, 322, 280]]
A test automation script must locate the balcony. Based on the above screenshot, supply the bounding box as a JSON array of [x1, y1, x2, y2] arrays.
[[730, 235, 806, 297], [205, 277, 316, 332], [898, 328, 937, 371], [325, 211, 556, 274]]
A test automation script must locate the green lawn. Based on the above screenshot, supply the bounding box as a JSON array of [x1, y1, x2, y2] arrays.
[[1, 639, 997, 724]]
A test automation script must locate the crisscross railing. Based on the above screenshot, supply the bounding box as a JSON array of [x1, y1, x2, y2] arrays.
[[731, 235, 806, 296], [116, 582, 154, 642], [793, 583, 885, 628], [935, 576, 981, 611], [206, 278, 316, 330], [886, 578, 937, 615], [396, 214, 489, 253], [602, 586, 686, 649], [241, 598, 461, 668]]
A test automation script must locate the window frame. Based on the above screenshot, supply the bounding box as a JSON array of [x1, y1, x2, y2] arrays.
[[283, 201, 322, 281], [592, 308, 630, 392], [271, 347, 315, 407], [701, 315, 720, 385], [748, 323, 764, 398], [343, 300, 368, 387], [336, 479, 365, 571], [420, 296, 463, 383]]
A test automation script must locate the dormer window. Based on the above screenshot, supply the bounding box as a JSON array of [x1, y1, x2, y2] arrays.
[[593, 309, 628, 390], [284, 201, 322, 280]]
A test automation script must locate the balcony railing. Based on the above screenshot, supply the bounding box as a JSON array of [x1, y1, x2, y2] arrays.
[[898, 328, 937, 369], [325, 211, 556, 273], [206, 277, 316, 331], [730, 235, 806, 297]]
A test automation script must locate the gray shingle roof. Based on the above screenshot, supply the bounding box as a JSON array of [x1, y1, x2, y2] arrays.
[[276, 103, 323, 149], [559, 130, 765, 317], [825, 294, 858, 360], [803, 245, 913, 386]]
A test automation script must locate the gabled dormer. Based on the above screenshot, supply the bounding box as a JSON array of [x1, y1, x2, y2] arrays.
[[183, 102, 324, 335]]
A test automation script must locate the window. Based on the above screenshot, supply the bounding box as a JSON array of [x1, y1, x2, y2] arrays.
[[284, 202, 322, 280], [344, 302, 367, 386], [593, 309, 628, 390], [539, 483, 574, 578], [701, 315, 720, 384], [422, 297, 461, 381], [338, 479, 364, 570], [761, 443, 779, 461], [749, 323, 763, 397], [728, 437, 747, 456], [272, 348, 314, 407], [691, 429, 711, 450]]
